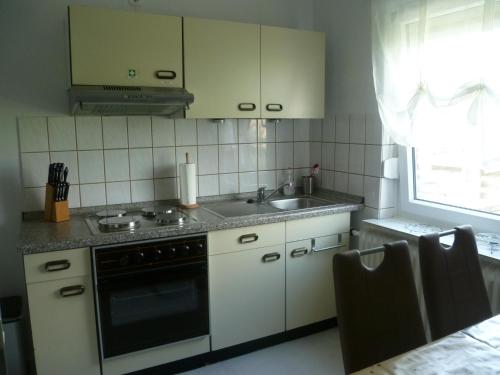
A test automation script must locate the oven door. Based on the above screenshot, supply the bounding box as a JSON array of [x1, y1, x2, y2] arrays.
[[96, 261, 209, 358]]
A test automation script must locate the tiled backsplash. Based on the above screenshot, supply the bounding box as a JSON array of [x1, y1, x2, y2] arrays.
[[18, 116, 316, 211]]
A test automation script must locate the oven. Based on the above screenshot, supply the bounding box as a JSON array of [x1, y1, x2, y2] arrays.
[[92, 234, 209, 360]]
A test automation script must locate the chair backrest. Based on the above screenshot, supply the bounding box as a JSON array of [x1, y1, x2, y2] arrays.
[[333, 240, 426, 374], [419, 225, 492, 341]]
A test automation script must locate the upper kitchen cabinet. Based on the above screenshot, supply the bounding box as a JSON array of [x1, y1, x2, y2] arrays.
[[261, 26, 325, 119], [184, 17, 260, 118], [69, 5, 183, 87]]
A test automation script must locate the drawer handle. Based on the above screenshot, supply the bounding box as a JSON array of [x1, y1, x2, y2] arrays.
[[266, 103, 283, 112], [155, 70, 177, 80], [45, 259, 70, 272], [311, 234, 344, 253], [291, 247, 308, 258], [239, 233, 259, 244], [60, 285, 85, 298], [238, 103, 256, 111], [262, 252, 281, 263]]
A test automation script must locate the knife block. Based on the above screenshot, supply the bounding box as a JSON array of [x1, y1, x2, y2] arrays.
[[44, 184, 70, 222]]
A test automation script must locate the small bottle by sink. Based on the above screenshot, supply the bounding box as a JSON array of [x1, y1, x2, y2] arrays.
[[283, 169, 295, 196]]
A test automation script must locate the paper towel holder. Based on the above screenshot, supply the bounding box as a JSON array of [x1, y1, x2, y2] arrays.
[[178, 152, 200, 209]]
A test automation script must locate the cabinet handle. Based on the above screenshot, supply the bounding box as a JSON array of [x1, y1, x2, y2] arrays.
[[238, 103, 256, 111], [266, 103, 283, 112], [262, 252, 281, 263], [239, 233, 259, 244], [60, 285, 85, 298], [155, 70, 177, 80], [311, 234, 344, 253], [291, 247, 308, 258], [45, 259, 70, 272]]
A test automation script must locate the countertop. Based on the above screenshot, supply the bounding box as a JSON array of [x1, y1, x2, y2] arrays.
[[19, 190, 363, 255]]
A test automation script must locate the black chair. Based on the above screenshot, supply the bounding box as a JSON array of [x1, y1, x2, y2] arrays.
[[419, 225, 492, 341], [333, 241, 426, 374]]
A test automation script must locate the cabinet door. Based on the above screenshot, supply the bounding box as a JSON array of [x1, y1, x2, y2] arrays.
[[184, 17, 260, 118], [286, 233, 349, 330], [209, 245, 285, 350], [27, 276, 100, 375], [69, 5, 183, 87], [261, 26, 325, 119]]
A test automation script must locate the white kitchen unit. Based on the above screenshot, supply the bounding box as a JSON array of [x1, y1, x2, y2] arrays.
[[69, 5, 183, 87], [24, 248, 100, 375], [184, 17, 261, 119], [208, 223, 286, 350], [261, 26, 325, 119]]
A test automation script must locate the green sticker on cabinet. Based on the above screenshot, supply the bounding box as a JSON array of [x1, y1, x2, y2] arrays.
[[128, 69, 137, 78]]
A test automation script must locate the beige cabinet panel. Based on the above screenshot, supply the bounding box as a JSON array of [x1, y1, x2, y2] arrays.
[[209, 244, 285, 350], [69, 5, 182, 87], [286, 212, 350, 242], [27, 275, 100, 375], [184, 17, 261, 118], [261, 26, 325, 118]]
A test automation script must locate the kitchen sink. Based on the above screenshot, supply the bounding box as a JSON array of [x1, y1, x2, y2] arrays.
[[267, 197, 331, 210], [202, 200, 281, 218]]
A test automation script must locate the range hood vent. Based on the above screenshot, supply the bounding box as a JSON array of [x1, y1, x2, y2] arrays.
[[69, 85, 194, 117]]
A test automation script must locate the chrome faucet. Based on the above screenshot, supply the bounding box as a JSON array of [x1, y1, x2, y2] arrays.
[[256, 182, 290, 204]]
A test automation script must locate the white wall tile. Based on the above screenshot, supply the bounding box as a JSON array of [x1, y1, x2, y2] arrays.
[[198, 175, 219, 196], [366, 113, 392, 145], [364, 145, 382, 177], [131, 179, 154, 203], [348, 144, 365, 174], [258, 170, 277, 189], [321, 170, 334, 190], [152, 117, 175, 147], [18, 117, 48, 152], [239, 172, 257, 193], [334, 143, 349, 172], [322, 116, 335, 143], [175, 119, 197, 146], [276, 119, 293, 142], [21, 152, 49, 187], [293, 142, 310, 168], [175, 146, 197, 175], [196, 120, 218, 145], [197, 145, 218, 175], [78, 150, 104, 184], [50, 151, 79, 184], [23, 187, 45, 211], [334, 171, 348, 193], [219, 144, 238, 173], [154, 178, 177, 200], [48, 117, 76, 151], [310, 142, 321, 166], [364, 176, 381, 208], [348, 173, 364, 196], [258, 120, 276, 142], [153, 147, 176, 178], [335, 114, 350, 143], [104, 149, 130, 181], [258, 143, 276, 170], [238, 143, 257, 172], [310, 120, 322, 142], [349, 114, 365, 144], [76, 117, 102, 150], [276, 142, 293, 169], [103, 117, 128, 149], [80, 183, 106, 207], [293, 119, 310, 141], [68, 184, 80, 208], [321, 143, 335, 170], [218, 119, 238, 144], [238, 119, 258, 143], [106, 181, 131, 204], [129, 148, 153, 180], [219, 173, 238, 194], [128, 116, 152, 148]]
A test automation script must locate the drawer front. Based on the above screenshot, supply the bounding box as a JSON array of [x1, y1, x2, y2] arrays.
[[208, 222, 285, 255], [286, 213, 350, 242], [25, 248, 91, 284]]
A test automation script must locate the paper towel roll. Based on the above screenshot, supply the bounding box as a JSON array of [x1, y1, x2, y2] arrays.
[[179, 162, 197, 206]]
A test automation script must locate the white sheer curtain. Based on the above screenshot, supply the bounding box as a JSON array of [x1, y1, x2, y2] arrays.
[[372, 0, 500, 147]]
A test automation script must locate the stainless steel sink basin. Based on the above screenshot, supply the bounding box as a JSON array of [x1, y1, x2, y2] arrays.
[[267, 197, 331, 210], [202, 200, 281, 218]]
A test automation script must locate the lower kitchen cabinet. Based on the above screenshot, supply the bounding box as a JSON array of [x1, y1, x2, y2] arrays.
[[209, 244, 286, 350]]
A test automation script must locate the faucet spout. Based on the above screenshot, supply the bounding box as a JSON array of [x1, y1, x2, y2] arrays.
[[256, 182, 290, 204]]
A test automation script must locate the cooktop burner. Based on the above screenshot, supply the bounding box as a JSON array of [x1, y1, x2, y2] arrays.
[[96, 209, 127, 218], [98, 216, 141, 232], [156, 211, 187, 225], [141, 206, 175, 218]]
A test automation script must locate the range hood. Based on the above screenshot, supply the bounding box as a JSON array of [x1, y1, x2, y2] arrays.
[[69, 85, 194, 117]]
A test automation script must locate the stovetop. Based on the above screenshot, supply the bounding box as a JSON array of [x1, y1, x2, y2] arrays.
[[85, 206, 197, 235]]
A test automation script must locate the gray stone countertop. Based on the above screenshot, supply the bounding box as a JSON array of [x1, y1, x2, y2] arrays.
[[18, 190, 363, 255]]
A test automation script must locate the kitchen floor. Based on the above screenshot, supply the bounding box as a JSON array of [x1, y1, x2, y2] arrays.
[[180, 328, 344, 375]]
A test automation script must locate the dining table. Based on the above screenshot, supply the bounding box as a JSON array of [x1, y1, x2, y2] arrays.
[[353, 314, 500, 374]]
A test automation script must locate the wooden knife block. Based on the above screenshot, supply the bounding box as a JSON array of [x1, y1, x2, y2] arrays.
[[44, 184, 70, 222]]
